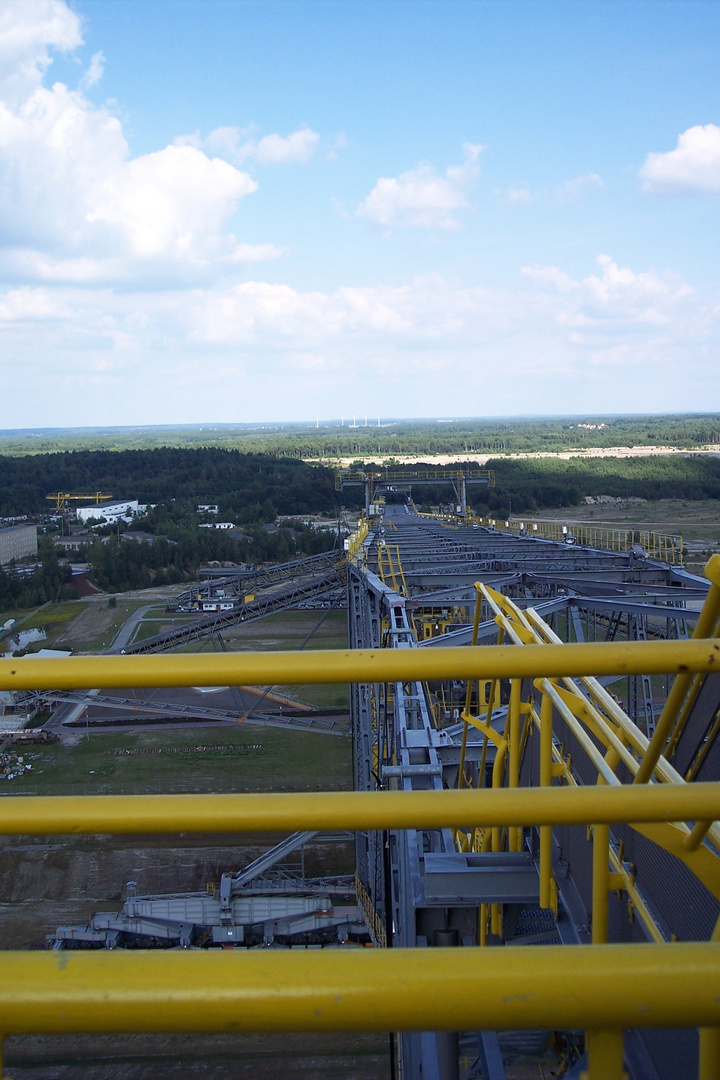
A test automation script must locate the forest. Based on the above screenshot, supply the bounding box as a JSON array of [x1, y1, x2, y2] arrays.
[[0, 448, 342, 517], [2, 446, 719, 523], [461, 455, 720, 516], [1, 413, 720, 459], [1, 441, 718, 607], [0, 505, 338, 604]]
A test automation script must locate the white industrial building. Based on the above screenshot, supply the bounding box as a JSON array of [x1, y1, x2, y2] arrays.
[[0, 524, 38, 566], [76, 500, 139, 524]]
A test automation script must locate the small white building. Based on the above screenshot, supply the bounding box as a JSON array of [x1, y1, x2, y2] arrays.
[[76, 500, 139, 524]]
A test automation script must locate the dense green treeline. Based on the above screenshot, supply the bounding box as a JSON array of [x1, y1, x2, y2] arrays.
[[479, 456, 720, 514], [0, 448, 344, 517], [78, 512, 336, 593], [2, 446, 719, 524], [357, 454, 720, 515], [0, 538, 76, 610], [1, 414, 720, 459]]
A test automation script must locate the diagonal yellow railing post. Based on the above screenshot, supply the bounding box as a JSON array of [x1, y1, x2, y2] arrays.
[[635, 554, 720, 784]]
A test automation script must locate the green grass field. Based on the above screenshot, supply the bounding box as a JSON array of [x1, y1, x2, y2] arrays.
[[8, 724, 351, 796], [188, 610, 349, 709]]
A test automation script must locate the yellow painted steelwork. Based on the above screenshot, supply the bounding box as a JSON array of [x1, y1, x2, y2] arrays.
[[3, 637, 720, 691], [345, 515, 369, 561], [46, 491, 112, 512], [445, 562, 720, 956], [469, 515, 684, 564], [4, 560, 720, 1078], [3, 783, 720, 836], [0, 945, 718, 1035], [377, 543, 408, 595]]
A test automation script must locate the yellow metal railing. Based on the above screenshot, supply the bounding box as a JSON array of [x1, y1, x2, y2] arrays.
[[345, 515, 369, 561], [355, 872, 387, 947], [2, 786, 720, 1080], [470, 515, 684, 564], [377, 543, 408, 596], [335, 467, 495, 489], [452, 564, 720, 944], [3, 559, 720, 1078]]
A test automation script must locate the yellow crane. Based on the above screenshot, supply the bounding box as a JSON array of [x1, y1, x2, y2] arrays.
[[46, 492, 113, 513]]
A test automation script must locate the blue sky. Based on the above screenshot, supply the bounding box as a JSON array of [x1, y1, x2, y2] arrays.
[[1, 0, 719, 427]]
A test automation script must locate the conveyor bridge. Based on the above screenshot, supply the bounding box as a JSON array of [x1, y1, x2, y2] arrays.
[[1, 508, 720, 1079]]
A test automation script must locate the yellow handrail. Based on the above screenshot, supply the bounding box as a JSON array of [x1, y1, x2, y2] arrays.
[[2, 638, 719, 689], [0, 944, 717, 1034], [3, 783, 720, 836]]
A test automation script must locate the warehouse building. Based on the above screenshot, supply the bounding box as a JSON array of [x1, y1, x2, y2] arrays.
[[0, 524, 38, 566], [76, 500, 139, 524]]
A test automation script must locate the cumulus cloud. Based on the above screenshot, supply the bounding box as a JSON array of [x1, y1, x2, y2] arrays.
[[1, 256, 717, 424], [187, 273, 510, 347], [0, 0, 81, 106], [357, 143, 482, 229], [204, 125, 320, 165], [640, 124, 720, 195], [0, 1, 275, 284], [554, 173, 604, 205], [522, 254, 693, 332]]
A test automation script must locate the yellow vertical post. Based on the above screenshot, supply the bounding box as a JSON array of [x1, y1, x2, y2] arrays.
[[508, 678, 522, 852], [698, 914, 720, 1080], [479, 904, 487, 947], [457, 588, 484, 791], [539, 690, 553, 910], [698, 1028, 720, 1079], [582, 1030, 626, 1080], [592, 823, 610, 944]]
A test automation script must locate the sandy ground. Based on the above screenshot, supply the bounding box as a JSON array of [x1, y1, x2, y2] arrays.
[[318, 445, 720, 467]]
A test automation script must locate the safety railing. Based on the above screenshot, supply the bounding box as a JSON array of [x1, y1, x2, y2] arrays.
[[1, 786, 720, 1080], [344, 515, 369, 562], [2, 559, 720, 1079], [335, 467, 495, 486], [377, 542, 408, 596], [469, 515, 684, 563]]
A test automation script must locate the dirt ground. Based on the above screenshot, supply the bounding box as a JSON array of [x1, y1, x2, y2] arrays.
[[0, 833, 354, 949], [524, 497, 720, 573], [319, 446, 720, 467], [3, 1033, 391, 1079], [0, 831, 384, 1079]]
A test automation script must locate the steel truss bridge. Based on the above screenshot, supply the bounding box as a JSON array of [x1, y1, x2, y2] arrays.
[[336, 465, 494, 516], [1, 506, 720, 1079]]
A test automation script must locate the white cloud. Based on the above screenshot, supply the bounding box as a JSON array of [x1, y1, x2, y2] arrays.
[[357, 143, 482, 229], [640, 124, 720, 195], [0, 2, 271, 284], [0, 0, 81, 106], [85, 144, 257, 261], [521, 264, 579, 292], [522, 254, 694, 333], [204, 125, 320, 165], [554, 173, 604, 205], [188, 273, 508, 346], [0, 257, 717, 425], [500, 186, 535, 205], [80, 49, 104, 90]]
